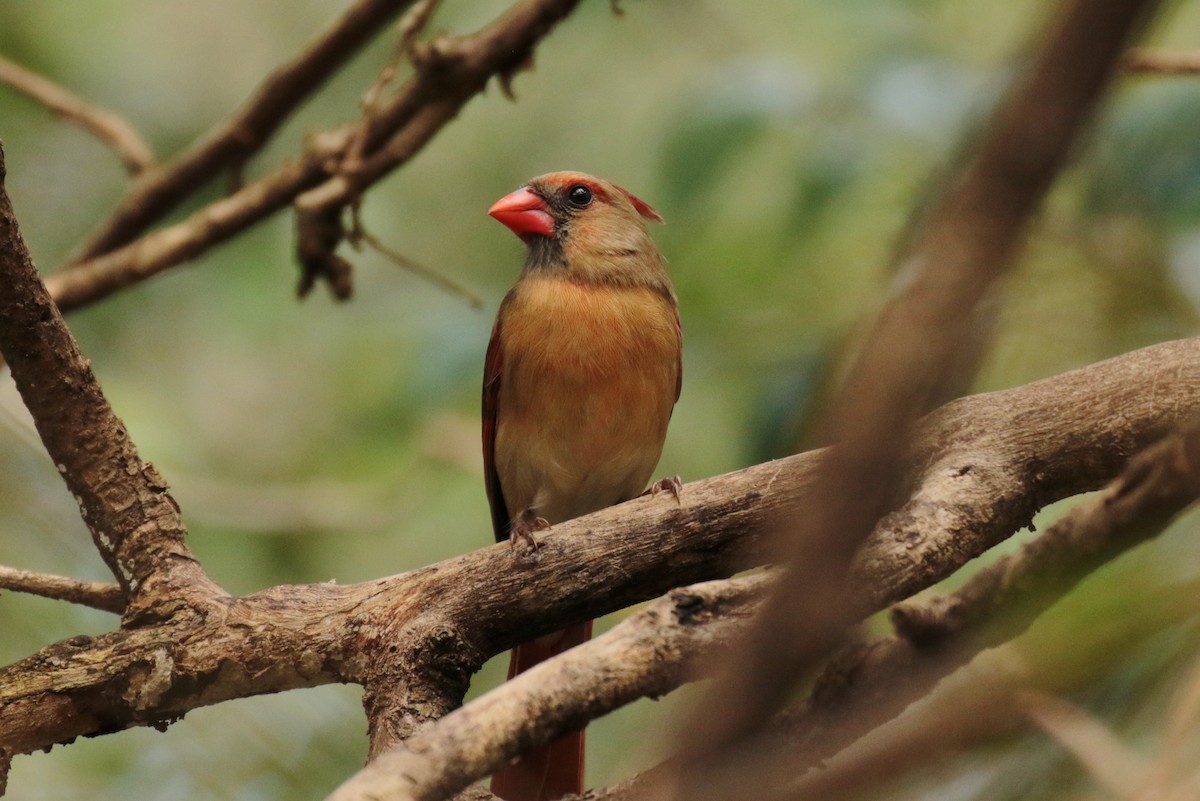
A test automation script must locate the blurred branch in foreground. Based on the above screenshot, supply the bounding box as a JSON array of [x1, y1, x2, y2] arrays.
[[668, 3, 1162, 800], [1125, 48, 1200, 74]]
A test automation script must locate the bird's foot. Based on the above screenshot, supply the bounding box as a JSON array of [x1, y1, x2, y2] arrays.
[[647, 475, 683, 505], [509, 510, 550, 553]]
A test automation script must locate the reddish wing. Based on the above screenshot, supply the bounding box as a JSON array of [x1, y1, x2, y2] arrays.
[[482, 312, 510, 543], [673, 304, 683, 405]]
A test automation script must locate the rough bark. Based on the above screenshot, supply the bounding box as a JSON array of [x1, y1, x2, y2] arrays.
[[0, 143, 221, 619], [0, 335, 1195, 765]]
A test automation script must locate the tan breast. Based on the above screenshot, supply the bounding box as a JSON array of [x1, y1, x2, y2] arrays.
[[494, 275, 680, 526]]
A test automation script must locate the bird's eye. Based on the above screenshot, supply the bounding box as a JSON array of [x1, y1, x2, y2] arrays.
[[567, 184, 593, 207]]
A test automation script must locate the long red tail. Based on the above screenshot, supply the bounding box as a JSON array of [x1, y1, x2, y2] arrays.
[[490, 620, 594, 801]]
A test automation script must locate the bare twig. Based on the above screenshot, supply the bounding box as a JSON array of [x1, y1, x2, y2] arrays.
[[1125, 48, 1200, 74], [292, 0, 580, 298], [345, 0, 441, 171], [46, 0, 583, 312], [69, 0, 421, 263], [0, 143, 222, 618], [0, 565, 124, 613], [675, 3, 1162, 793], [353, 217, 483, 307], [0, 54, 154, 176], [0, 336, 1195, 772]]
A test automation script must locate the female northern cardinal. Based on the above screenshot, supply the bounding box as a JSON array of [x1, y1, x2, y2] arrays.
[[483, 171, 682, 801]]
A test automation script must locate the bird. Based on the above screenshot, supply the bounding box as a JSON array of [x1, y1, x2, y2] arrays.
[[482, 171, 682, 801]]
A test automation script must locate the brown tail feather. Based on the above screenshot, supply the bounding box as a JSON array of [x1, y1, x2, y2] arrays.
[[490, 620, 593, 801]]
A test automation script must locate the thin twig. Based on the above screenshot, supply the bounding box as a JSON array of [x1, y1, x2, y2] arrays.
[[353, 215, 483, 308], [0, 54, 154, 176], [0, 565, 124, 613], [46, 0, 583, 313], [345, 0, 441, 172], [68, 0, 422, 263]]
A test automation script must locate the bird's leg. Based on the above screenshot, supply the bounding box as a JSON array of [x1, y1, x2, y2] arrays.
[[646, 475, 683, 505], [510, 508, 550, 552]]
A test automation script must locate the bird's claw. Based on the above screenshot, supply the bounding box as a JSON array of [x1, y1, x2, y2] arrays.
[[648, 475, 683, 505], [509, 511, 550, 553]]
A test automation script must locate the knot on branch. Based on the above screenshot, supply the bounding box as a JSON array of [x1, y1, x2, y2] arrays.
[[295, 202, 354, 300], [364, 620, 487, 754]]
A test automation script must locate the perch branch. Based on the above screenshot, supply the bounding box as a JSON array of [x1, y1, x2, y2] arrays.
[[0, 55, 154, 176], [0, 565, 124, 613], [0, 143, 220, 617], [0, 335, 1194, 766], [680, 1, 1162, 790], [69, 0, 421, 262]]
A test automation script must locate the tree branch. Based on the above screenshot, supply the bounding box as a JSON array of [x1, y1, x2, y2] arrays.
[[329, 575, 770, 801], [0, 565, 124, 613], [674, 0, 1161, 791], [776, 417, 1200, 801], [465, 339, 1200, 800], [48, 0, 583, 311], [0, 54, 155, 176], [0, 143, 220, 618], [68, 0, 421, 262], [1, 334, 1193, 770], [587, 417, 1200, 801]]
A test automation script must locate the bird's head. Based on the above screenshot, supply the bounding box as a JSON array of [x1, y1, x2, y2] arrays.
[[489, 171, 668, 288]]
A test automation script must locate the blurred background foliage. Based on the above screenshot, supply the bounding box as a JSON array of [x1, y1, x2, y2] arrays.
[[1, 1, 1200, 799]]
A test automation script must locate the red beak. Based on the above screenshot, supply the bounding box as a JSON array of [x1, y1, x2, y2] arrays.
[[488, 187, 555, 238]]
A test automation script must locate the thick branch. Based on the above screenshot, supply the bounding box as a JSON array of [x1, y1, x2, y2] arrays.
[[0, 144, 219, 615], [0, 453, 776, 758], [0, 337, 1194, 763], [855, 334, 1200, 609], [0, 55, 155, 175], [69, 0, 419, 262]]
